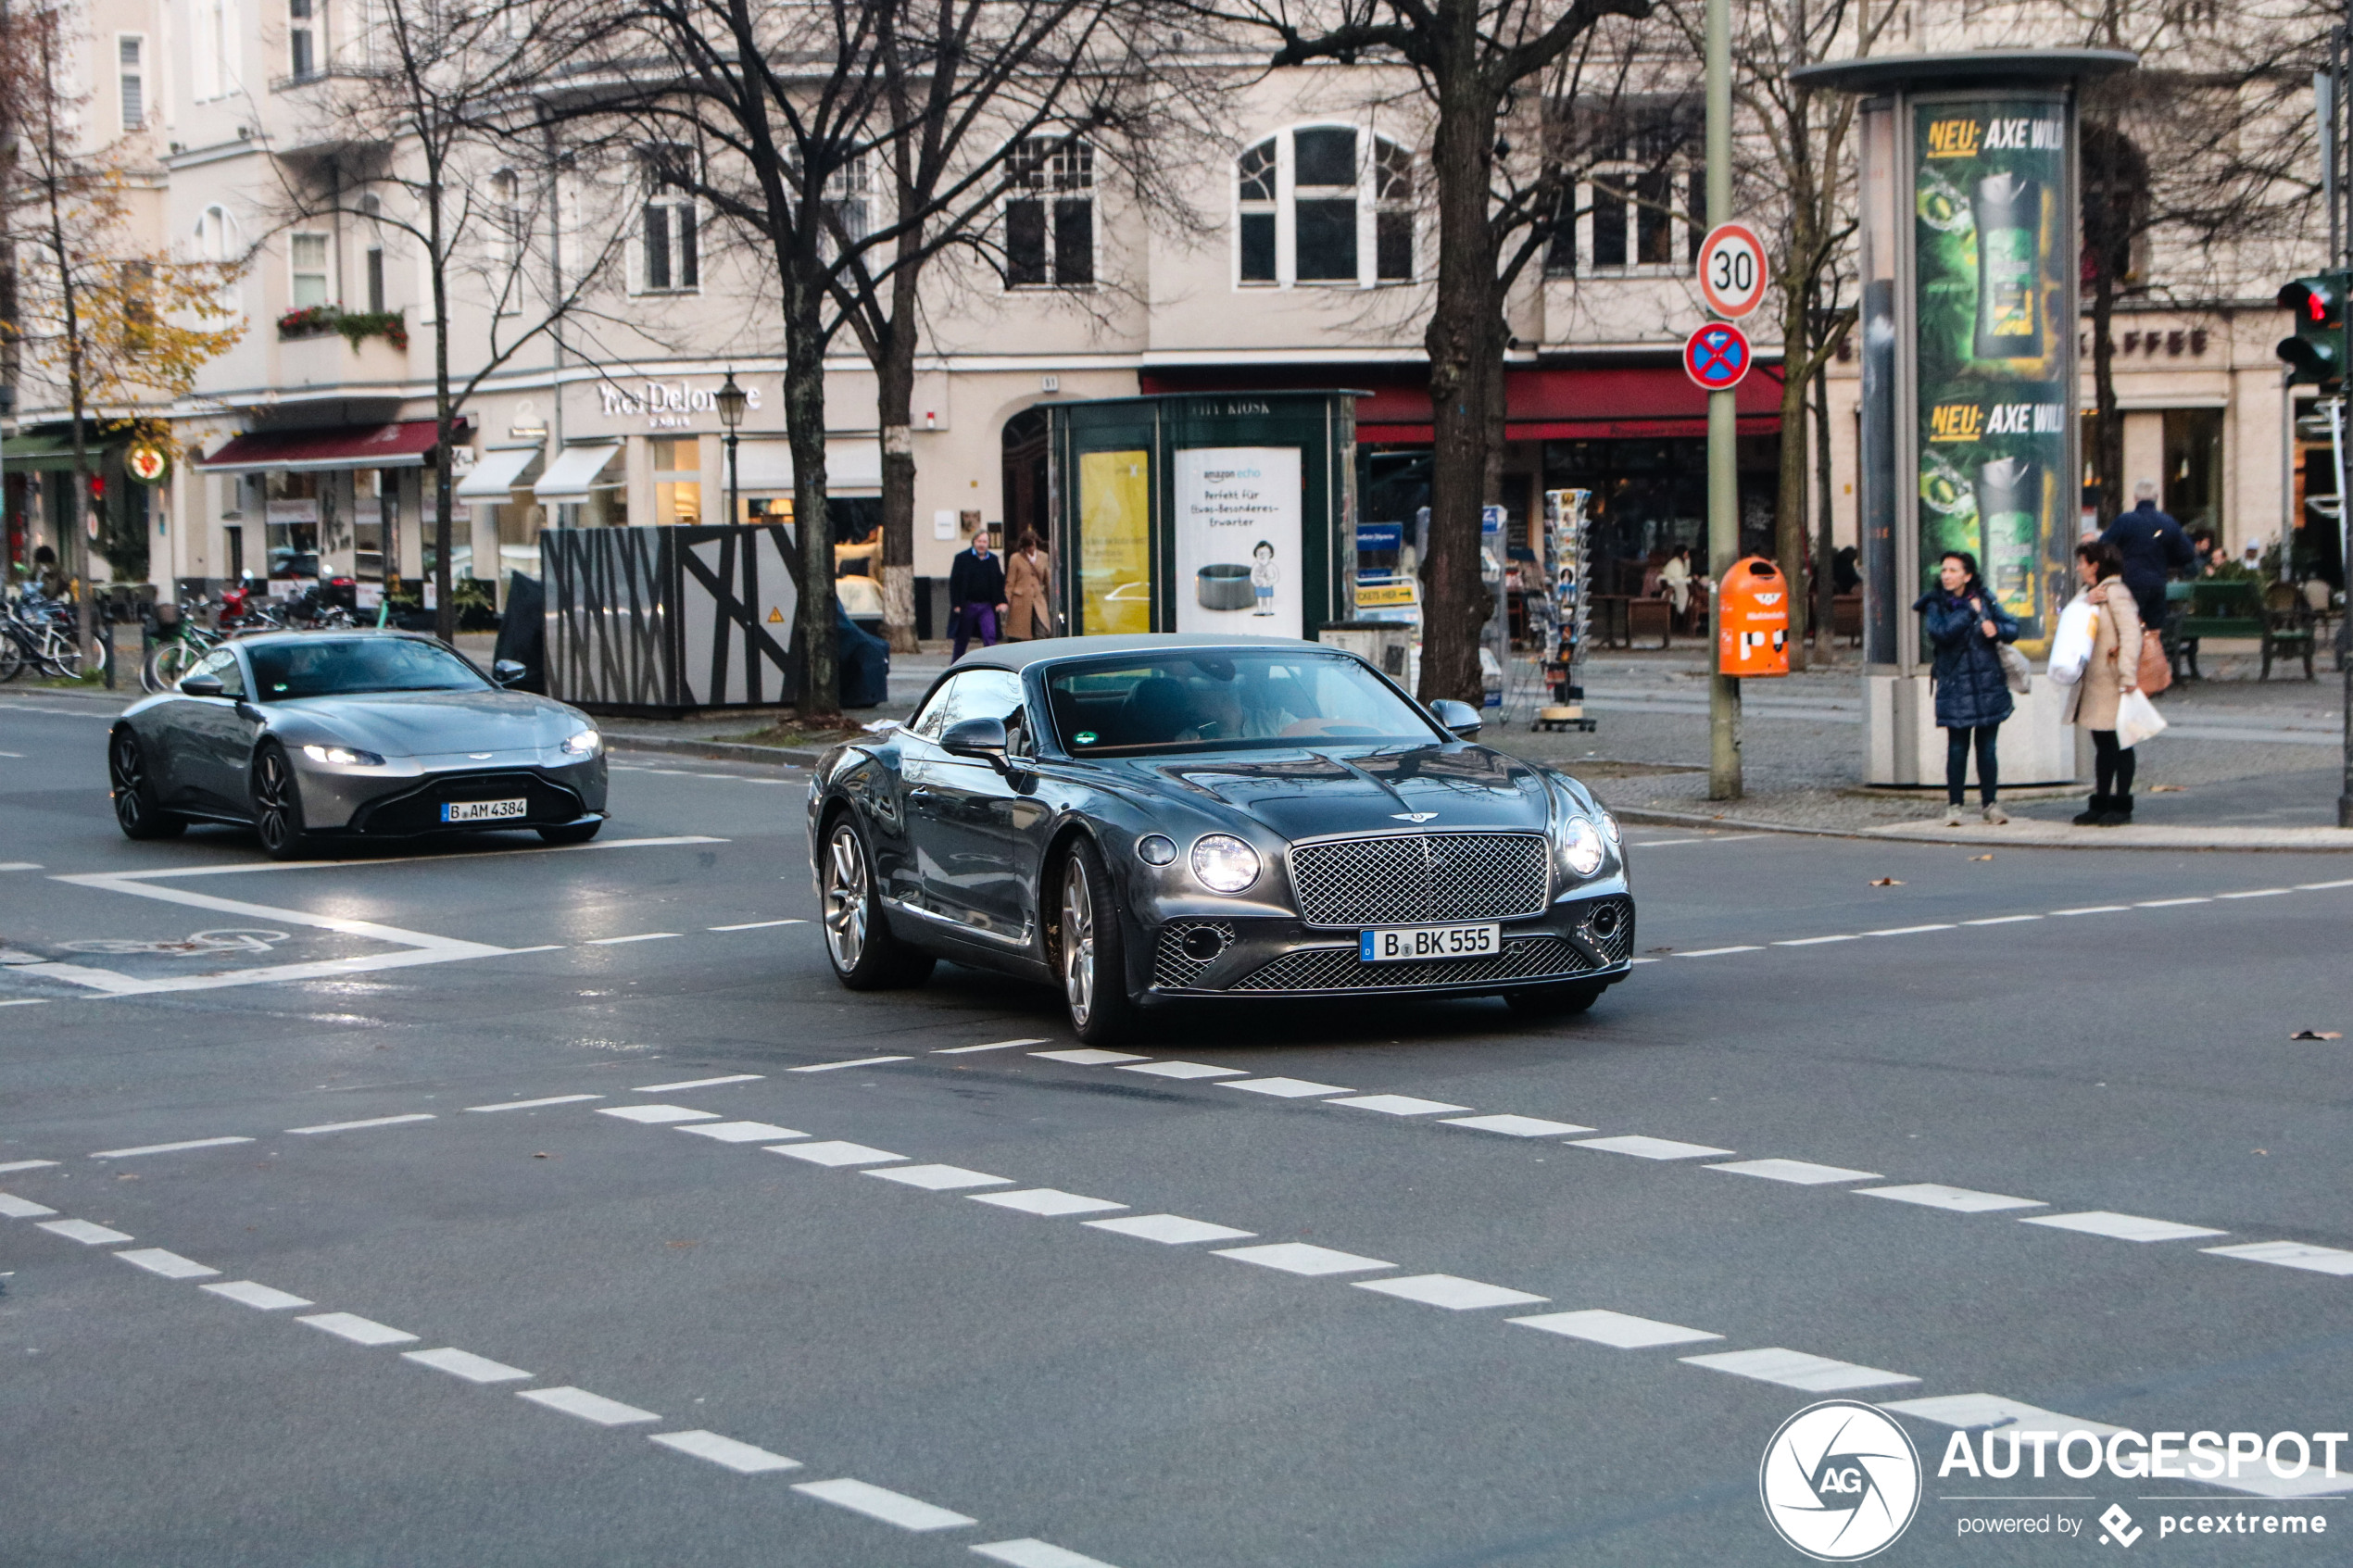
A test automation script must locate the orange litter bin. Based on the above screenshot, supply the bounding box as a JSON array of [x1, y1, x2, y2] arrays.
[[1717, 556, 1791, 677]]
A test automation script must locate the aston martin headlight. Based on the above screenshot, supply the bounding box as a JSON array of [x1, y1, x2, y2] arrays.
[[561, 729, 601, 757], [1559, 817, 1605, 879], [301, 743, 384, 767], [1189, 834, 1261, 894]]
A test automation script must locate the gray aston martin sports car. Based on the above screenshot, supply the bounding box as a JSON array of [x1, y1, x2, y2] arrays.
[[806, 633, 1633, 1043], [107, 631, 608, 859]]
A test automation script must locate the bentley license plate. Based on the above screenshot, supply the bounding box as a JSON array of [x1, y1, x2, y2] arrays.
[[442, 798, 527, 822], [1359, 922, 1501, 962]]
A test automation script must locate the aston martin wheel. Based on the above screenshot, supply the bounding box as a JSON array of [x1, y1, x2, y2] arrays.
[[1059, 838, 1134, 1045], [820, 814, 933, 990], [249, 741, 312, 860], [108, 727, 184, 841]]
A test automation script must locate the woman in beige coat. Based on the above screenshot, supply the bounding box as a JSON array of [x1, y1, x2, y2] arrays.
[[2062, 538, 2143, 826], [1003, 532, 1053, 641]]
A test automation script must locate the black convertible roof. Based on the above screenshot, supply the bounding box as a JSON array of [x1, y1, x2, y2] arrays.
[[950, 633, 1340, 673]]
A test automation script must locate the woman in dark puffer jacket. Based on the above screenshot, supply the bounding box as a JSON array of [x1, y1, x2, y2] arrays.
[[1913, 549, 2021, 827]]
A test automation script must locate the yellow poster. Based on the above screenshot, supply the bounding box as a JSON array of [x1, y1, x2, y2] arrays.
[[1079, 449, 1151, 635]]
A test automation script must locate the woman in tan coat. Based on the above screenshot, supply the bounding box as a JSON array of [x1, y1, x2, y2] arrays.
[[2062, 539, 2143, 825], [1003, 531, 1053, 641]]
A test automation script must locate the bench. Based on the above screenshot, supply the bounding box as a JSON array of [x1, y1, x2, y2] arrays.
[[1626, 596, 1673, 647], [2170, 580, 2262, 681]]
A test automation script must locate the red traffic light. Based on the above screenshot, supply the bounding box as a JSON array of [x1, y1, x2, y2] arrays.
[[2279, 275, 2346, 327]]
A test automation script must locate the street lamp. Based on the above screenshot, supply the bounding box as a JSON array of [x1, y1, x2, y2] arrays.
[[714, 368, 747, 526]]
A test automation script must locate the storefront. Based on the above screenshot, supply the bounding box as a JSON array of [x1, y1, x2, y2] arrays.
[[196, 419, 455, 595]]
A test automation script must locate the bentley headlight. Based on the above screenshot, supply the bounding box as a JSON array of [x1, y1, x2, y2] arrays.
[[1559, 817, 1605, 879], [561, 729, 601, 757], [1190, 834, 1261, 894], [1599, 811, 1621, 845], [301, 743, 384, 767]]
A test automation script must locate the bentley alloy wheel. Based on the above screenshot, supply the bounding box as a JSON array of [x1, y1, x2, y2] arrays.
[[1062, 856, 1096, 1027], [1058, 839, 1133, 1044], [824, 822, 870, 973]]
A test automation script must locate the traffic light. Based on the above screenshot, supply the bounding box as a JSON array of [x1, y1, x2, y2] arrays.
[[2276, 272, 2352, 387]]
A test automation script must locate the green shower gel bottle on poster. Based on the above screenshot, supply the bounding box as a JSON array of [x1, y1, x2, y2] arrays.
[[1971, 172, 2045, 362]]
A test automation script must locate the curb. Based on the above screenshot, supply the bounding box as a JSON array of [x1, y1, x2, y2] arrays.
[[1608, 804, 2353, 853], [605, 734, 822, 768]]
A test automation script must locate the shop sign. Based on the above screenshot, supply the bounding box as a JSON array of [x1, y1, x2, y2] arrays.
[[126, 443, 171, 485], [1174, 446, 1302, 639], [598, 378, 765, 431]]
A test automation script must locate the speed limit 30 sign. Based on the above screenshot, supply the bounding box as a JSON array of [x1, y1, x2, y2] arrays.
[[1697, 221, 1768, 320]]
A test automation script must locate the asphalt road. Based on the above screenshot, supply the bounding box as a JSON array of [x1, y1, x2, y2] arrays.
[[4, 693, 2351, 1567]]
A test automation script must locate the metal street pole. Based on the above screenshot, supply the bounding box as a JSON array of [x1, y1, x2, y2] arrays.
[[1705, 0, 1741, 798]]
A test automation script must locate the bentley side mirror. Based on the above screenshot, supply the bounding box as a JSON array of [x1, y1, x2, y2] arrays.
[[491, 659, 527, 688], [1429, 698, 1482, 737], [940, 716, 1009, 763], [179, 673, 226, 698]]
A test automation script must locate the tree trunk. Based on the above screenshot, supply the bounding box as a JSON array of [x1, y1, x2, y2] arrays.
[[2088, 263, 2120, 526], [1418, 29, 1502, 709], [781, 271, 838, 720], [1812, 358, 1836, 662], [429, 166, 458, 646], [1772, 311, 1811, 671], [874, 260, 921, 655]]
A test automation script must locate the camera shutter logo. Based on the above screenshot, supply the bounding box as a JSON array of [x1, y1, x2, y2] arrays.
[[1758, 1401, 1921, 1561]]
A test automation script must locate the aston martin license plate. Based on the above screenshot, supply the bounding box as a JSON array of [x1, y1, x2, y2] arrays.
[[442, 798, 527, 822], [1359, 922, 1501, 962]]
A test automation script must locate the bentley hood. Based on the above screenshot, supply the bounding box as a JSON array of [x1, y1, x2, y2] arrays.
[[1108, 742, 1563, 842]]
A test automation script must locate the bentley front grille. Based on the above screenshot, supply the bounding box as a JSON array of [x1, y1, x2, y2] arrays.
[[1230, 934, 1592, 993], [1152, 920, 1237, 989], [1287, 832, 1550, 928]]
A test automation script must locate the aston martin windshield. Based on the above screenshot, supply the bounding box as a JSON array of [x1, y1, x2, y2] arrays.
[[249, 638, 488, 701], [1044, 651, 1438, 756]]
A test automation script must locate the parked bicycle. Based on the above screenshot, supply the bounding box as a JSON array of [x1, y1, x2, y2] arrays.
[[0, 591, 88, 682]]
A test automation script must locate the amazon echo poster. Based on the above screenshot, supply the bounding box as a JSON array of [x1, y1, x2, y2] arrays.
[[1912, 94, 2072, 646], [1175, 446, 1302, 638]]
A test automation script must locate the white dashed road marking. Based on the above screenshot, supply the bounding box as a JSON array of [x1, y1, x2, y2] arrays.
[[1858, 1183, 2045, 1214], [1030, 1048, 1145, 1065], [1708, 1159, 1882, 1185], [773, 1141, 904, 1167], [1216, 1242, 1394, 1276], [584, 932, 683, 946], [599, 1105, 720, 1124], [0, 1193, 59, 1218], [0, 1160, 59, 1173], [970, 1188, 1126, 1217], [1354, 1273, 1547, 1311], [649, 1429, 802, 1474], [1510, 1310, 1723, 1349], [1221, 1077, 1351, 1098], [38, 1219, 132, 1245], [519, 1386, 661, 1426], [707, 920, 807, 931], [1117, 1060, 1244, 1080], [1571, 1135, 1735, 1160], [2020, 1211, 2227, 1244], [2203, 1241, 2353, 1276], [1441, 1113, 1595, 1137], [468, 1095, 603, 1112], [635, 1074, 764, 1092], [298, 1312, 420, 1347], [789, 1056, 912, 1072], [404, 1348, 535, 1384], [1084, 1214, 1254, 1245], [91, 1135, 256, 1159], [286, 1113, 435, 1135], [680, 1122, 806, 1144], [934, 1038, 1049, 1055], [1328, 1095, 1471, 1116], [790, 1478, 976, 1532], [972, 1540, 1125, 1568], [202, 1280, 313, 1310], [1681, 1347, 1919, 1392], [867, 1164, 1012, 1192], [114, 1248, 220, 1279]]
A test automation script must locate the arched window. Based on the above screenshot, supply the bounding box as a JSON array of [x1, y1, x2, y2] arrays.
[[195, 205, 238, 261], [1235, 127, 1416, 289]]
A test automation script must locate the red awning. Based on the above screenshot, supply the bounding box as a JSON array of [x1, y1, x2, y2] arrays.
[[199, 419, 455, 473]]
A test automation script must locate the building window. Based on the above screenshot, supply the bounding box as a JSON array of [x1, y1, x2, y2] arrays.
[[119, 36, 145, 131], [290, 232, 331, 307], [195, 0, 235, 101], [640, 161, 698, 294], [1556, 97, 1698, 279], [1005, 136, 1094, 288], [651, 437, 700, 526], [288, 0, 316, 81], [365, 246, 384, 312], [1234, 126, 1415, 289]]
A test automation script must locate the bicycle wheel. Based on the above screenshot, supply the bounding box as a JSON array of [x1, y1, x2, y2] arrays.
[[43, 630, 84, 679], [0, 633, 25, 683], [148, 637, 201, 691]]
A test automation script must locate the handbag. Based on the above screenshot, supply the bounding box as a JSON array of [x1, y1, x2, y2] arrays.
[[2136, 628, 2172, 695], [2048, 598, 2097, 685], [2116, 687, 2169, 748], [1996, 641, 2031, 695]]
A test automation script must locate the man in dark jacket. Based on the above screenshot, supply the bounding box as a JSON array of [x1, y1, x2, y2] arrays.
[[2100, 480, 2196, 633], [948, 533, 1007, 659]]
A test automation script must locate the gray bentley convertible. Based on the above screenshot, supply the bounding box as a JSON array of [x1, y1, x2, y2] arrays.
[[806, 633, 1634, 1043], [107, 631, 608, 858]]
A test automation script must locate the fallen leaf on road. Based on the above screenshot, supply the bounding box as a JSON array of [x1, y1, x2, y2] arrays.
[[2150, 784, 2185, 793], [2291, 1030, 2342, 1041], [1969, 854, 1994, 861], [533, 1151, 550, 1159], [1870, 877, 1905, 886]]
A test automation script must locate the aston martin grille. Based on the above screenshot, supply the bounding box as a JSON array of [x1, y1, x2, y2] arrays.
[[1231, 935, 1590, 992], [1287, 832, 1549, 928]]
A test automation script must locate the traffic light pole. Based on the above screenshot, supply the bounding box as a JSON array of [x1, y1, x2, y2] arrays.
[[1705, 0, 1741, 800], [2336, 394, 2353, 827]]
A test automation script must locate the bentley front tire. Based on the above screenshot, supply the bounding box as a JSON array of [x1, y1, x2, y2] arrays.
[[109, 727, 184, 841], [1059, 839, 1135, 1045], [821, 814, 933, 990]]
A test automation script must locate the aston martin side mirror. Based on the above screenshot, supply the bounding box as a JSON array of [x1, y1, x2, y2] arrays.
[[941, 715, 1009, 762], [179, 673, 226, 698], [1429, 698, 1481, 737], [491, 659, 527, 688]]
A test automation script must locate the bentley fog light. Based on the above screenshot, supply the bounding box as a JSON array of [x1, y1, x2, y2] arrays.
[[1189, 834, 1261, 894], [561, 729, 602, 757], [1560, 817, 1605, 879], [301, 743, 384, 767], [1599, 811, 1621, 845], [1136, 834, 1177, 866]]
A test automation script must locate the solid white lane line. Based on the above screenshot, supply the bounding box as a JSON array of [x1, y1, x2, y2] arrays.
[[969, 1188, 1126, 1217], [1861, 923, 1956, 936], [708, 920, 808, 931], [518, 1386, 661, 1425], [1510, 1309, 1723, 1348], [203, 1280, 312, 1311], [298, 1311, 420, 1347], [867, 1164, 1012, 1192], [1857, 1183, 2044, 1213], [1772, 935, 1858, 947], [467, 1095, 603, 1112], [2296, 878, 2353, 890], [1117, 1060, 1245, 1080], [2051, 906, 2130, 917], [1214, 1242, 1394, 1276], [1440, 1113, 1596, 1137], [0, 1160, 59, 1173], [404, 1348, 535, 1384], [1681, 1347, 1919, 1392], [1327, 1094, 1472, 1116], [1674, 946, 1764, 957], [2136, 897, 2212, 908], [598, 1105, 720, 1124], [679, 1122, 806, 1144], [771, 1140, 902, 1166], [2220, 888, 2291, 899], [934, 1038, 1049, 1054], [0, 1193, 59, 1218], [1570, 1135, 1735, 1160], [649, 1429, 801, 1474], [114, 1248, 220, 1280], [1220, 1077, 1352, 1098], [91, 835, 730, 881], [634, 1074, 763, 1092], [1030, 1048, 1147, 1065], [1707, 1159, 1882, 1185], [2202, 1241, 2353, 1276], [37, 1219, 132, 1245], [584, 932, 683, 945], [788, 1056, 912, 1072], [1083, 1213, 1255, 1245], [2020, 1210, 2225, 1243], [1961, 915, 2042, 926], [1354, 1273, 1547, 1311], [285, 1113, 436, 1135], [972, 1539, 1123, 1568], [0, 860, 43, 870], [791, 1478, 976, 1531], [90, 1135, 257, 1159], [1884, 1394, 2120, 1439]]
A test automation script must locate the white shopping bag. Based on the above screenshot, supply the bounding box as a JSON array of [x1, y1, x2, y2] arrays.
[[2116, 688, 2168, 748], [2048, 597, 2097, 686]]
